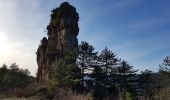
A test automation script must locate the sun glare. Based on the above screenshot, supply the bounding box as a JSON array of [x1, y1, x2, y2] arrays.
[[0, 32, 13, 55]]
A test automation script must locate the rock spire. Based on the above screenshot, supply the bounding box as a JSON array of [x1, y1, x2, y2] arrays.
[[36, 2, 79, 85]]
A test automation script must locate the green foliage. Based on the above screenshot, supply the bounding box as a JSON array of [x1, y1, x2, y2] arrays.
[[117, 61, 138, 88], [0, 63, 33, 92], [77, 41, 97, 91], [77, 43, 138, 99], [151, 56, 170, 99], [159, 56, 170, 78], [48, 78, 59, 92], [123, 91, 133, 100], [48, 49, 81, 91]]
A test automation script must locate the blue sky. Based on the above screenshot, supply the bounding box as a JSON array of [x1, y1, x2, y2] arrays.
[[0, 0, 170, 75]]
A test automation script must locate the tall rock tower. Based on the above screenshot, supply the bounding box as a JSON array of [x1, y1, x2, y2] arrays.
[[36, 2, 79, 85]]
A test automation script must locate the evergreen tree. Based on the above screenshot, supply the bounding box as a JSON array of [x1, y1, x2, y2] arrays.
[[77, 41, 97, 92], [91, 64, 106, 99], [1, 63, 7, 72], [159, 56, 170, 76], [139, 70, 155, 99], [9, 63, 19, 72], [158, 56, 170, 95], [116, 60, 138, 100], [48, 49, 81, 91], [98, 47, 119, 97]]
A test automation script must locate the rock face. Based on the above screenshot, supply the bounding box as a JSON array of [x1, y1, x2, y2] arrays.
[[36, 2, 79, 85]]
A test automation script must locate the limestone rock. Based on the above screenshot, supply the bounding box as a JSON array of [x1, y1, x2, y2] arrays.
[[36, 2, 79, 85], [36, 37, 48, 84]]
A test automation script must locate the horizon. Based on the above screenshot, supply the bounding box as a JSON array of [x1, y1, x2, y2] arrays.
[[0, 0, 170, 76]]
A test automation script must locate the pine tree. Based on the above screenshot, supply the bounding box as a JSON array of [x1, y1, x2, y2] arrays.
[[158, 56, 170, 90], [98, 47, 119, 97], [77, 41, 97, 92], [48, 49, 81, 91], [157, 56, 170, 97], [159, 56, 170, 75], [91, 64, 105, 99], [139, 70, 154, 99], [116, 60, 138, 100]]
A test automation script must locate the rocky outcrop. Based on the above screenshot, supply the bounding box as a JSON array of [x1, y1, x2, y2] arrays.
[[36, 2, 79, 85], [36, 37, 48, 84]]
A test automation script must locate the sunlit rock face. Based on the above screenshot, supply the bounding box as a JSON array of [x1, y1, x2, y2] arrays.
[[36, 2, 79, 85]]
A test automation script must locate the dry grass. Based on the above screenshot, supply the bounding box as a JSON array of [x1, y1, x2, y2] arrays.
[[0, 82, 41, 99], [53, 88, 92, 100]]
